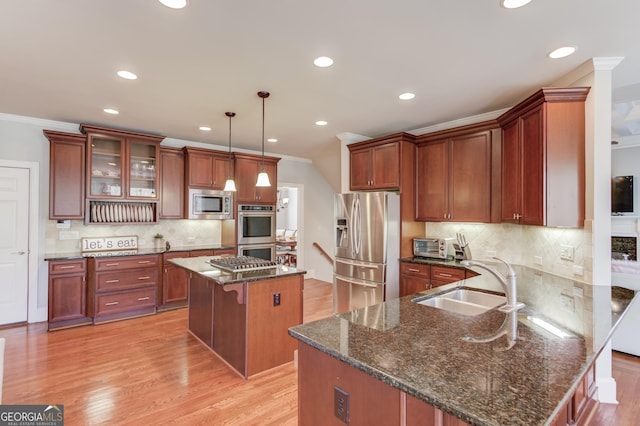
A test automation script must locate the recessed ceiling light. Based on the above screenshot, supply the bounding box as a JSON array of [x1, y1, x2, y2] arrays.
[[267, 138, 278, 143], [315, 120, 328, 126], [399, 92, 415, 100], [548, 46, 576, 59], [117, 70, 138, 80], [314, 56, 334, 68], [158, 0, 188, 9], [103, 108, 119, 115], [501, 0, 532, 9], [199, 126, 211, 131]]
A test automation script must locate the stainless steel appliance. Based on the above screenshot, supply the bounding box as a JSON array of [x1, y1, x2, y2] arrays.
[[413, 237, 455, 259], [237, 204, 276, 245], [333, 192, 400, 314], [208, 256, 278, 272], [188, 188, 232, 220], [238, 243, 276, 262]]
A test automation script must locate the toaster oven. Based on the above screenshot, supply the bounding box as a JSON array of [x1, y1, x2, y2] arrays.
[[413, 237, 455, 259]]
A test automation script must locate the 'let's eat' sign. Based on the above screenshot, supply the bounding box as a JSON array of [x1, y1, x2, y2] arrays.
[[81, 236, 138, 252]]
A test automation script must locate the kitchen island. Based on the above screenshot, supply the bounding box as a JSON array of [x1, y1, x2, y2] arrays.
[[289, 262, 637, 425], [169, 256, 306, 379]]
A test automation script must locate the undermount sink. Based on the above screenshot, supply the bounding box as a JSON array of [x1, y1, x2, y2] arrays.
[[412, 288, 506, 316]]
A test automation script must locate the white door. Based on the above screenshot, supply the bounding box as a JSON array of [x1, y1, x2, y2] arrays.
[[0, 167, 30, 325]]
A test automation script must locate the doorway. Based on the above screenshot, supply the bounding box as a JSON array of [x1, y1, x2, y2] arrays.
[[0, 164, 35, 325], [276, 184, 302, 268]]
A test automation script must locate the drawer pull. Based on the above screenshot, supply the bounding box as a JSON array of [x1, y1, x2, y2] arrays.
[[137, 261, 151, 264], [137, 297, 150, 301], [437, 273, 453, 278], [105, 263, 120, 267], [105, 301, 119, 306], [138, 276, 151, 280], [105, 279, 120, 283], [408, 268, 420, 273], [58, 265, 76, 270]]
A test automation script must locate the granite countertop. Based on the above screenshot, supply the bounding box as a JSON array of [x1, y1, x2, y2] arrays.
[[289, 263, 637, 426], [168, 256, 306, 285], [44, 244, 236, 261]]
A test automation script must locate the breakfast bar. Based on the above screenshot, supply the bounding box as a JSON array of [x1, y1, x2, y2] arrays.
[[289, 263, 637, 425], [169, 256, 306, 379]]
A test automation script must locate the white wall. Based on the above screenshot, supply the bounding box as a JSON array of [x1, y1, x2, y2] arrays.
[[278, 158, 335, 283]]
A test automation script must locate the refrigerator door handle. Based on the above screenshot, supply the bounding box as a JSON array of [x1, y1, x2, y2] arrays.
[[350, 196, 357, 257], [354, 196, 361, 255], [336, 277, 380, 288], [336, 259, 380, 270]]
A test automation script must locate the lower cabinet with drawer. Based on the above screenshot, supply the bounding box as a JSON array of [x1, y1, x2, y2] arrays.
[[88, 254, 159, 323], [48, 258, 92, 330], [400, 261, 479, 297]]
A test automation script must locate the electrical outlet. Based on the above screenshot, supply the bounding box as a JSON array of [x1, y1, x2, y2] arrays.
[[334, 386, 350, 424], [559, 244, 575, 261], [534, 255, 543, 266], [573, 286, 584, 298], [573, 265, 584, 276], [560, 294, 575, 312]]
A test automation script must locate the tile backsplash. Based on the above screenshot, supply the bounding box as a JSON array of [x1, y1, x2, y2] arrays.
[[426, 222, 592, 283], [46, 219, 223, 254]]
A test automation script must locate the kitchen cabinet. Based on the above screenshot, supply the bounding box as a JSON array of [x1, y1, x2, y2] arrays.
[[298, 341, 468, 425], [400, 262, 479, 297], [497, 87, 590, 227], [550, 363, 596, 425], [159, 147, 184, 219], [81, 125, 164, 224], [183, 146, 231, 190], [45, 130, 86, 220], [349, 138, 400, 190], [233, 153, 279, 204], [415, 122, 499, 223], [160, 249, 234, 310], [47, 259, 91, 330], [399, 262, 430, 297], [88, 254, 159, 323]]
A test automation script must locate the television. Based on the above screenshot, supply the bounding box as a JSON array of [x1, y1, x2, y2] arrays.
[[612, 175, 634, 214]]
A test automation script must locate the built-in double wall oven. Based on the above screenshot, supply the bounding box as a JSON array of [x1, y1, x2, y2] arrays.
[[237, 204, 276, 261]]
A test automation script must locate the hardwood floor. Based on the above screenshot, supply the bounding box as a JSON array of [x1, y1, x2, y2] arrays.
[[1, 278, 638, 425]]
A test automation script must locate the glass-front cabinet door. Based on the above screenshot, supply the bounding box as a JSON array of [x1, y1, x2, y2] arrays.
[[88, 135, 124, 198], [129, 140, 158, 198]]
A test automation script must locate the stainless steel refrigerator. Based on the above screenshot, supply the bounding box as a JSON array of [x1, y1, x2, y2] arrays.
[[333, 192, 400, 314]]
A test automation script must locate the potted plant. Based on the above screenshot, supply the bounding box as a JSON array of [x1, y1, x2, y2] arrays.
[[153, 233, 164, 250]]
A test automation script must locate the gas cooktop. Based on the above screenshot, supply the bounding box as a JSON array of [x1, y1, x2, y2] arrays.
[[208, 256, 278, 272]]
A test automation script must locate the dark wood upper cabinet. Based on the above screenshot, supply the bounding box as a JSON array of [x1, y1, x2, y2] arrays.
[[45, 130, 86, 219], [183, 146, 231, 190], [497, 87, 590, 227], [349, 137, 402, 190], [415, 122, 499, 223], [233, 153, 279, 204], [159, 147, 184, 219], [81, 124, 164, 201]]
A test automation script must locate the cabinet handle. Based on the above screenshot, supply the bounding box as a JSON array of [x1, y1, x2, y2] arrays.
[[138, 276, 151, 280], [137, 260, 151, 264], [408, 268, 420, 272], [137, 297, 150, 301], [58, 265, 76, 270], [105, 301, 119, 306], [105, 279, 120, 283], [437, 273, 453, 278], [106, 263, 120, 266]]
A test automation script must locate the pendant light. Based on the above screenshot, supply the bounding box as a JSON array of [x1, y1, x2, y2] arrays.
[[256, 91, 271, 187], [223, 112, 237, 192]]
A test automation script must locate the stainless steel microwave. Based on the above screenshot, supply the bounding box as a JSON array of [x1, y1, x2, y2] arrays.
[[188, 189, 232, 220], [413, 237, 455, 259]]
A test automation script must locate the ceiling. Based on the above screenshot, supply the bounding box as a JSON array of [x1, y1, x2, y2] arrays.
[[1, 1, 640, 159]]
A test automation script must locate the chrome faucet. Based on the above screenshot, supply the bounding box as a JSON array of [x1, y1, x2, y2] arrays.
[[460, 257, 525, 313]]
